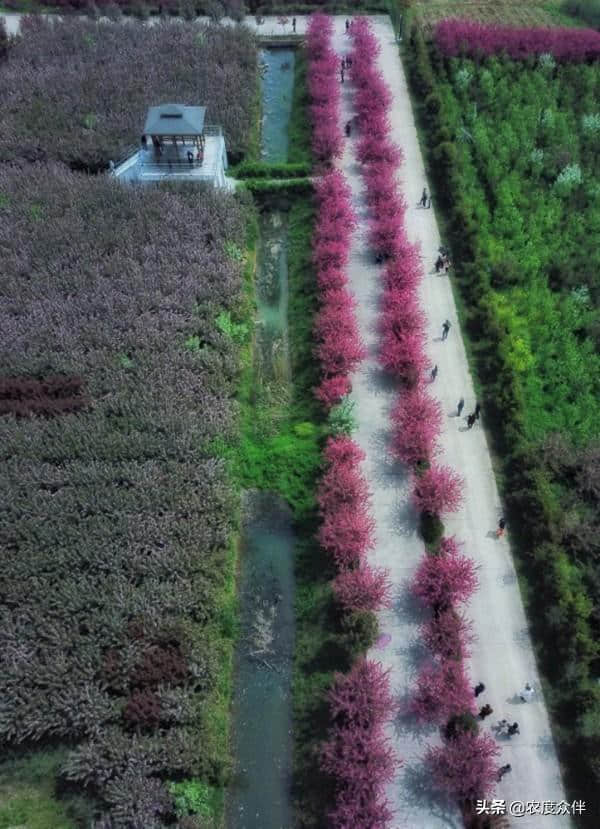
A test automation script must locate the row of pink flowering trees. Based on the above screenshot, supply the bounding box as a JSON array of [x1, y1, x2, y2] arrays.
[[306, 16, 398, 827], [349, 18, 501, 807], [305, 13, 344, 164]]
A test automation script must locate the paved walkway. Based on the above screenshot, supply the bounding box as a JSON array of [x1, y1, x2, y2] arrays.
[[329, 15, 571, 829]]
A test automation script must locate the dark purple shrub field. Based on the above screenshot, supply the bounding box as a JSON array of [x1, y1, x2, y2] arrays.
[[0, 16, 257, 170], [0, 163, 248, 826]]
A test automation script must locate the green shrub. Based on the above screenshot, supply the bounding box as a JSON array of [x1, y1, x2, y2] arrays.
[[420, 511, 444, 547], [168, 780, 217, 818], [340, 610, 379, 660], [327, 395, 356, 435], [231, 161, 311, 179], [444, 712, 479, 741]]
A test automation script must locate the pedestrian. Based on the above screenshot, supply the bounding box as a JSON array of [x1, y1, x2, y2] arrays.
[[187, 150, 194, 164], [478, 704, 493, 720], [444, 256, 451, 273], [345, 120, 352, 137], [430, 364, 438, 382], [474, 401, 481, 420], [441, 319, 451, 340], [520, 682, 535, 703], [457, 397, 465, 417], [345, 18, 349, 32], [347, 55, 352, 67], [507, 722, 520, 737], [497, 764, 512, 781], [474, 681, 485, 697], [420, 187, 428, 208], [467, 413, 476, 429], [496, 718, 509, 733], [341, 67, 345, 84], [292, 17, 296, 32], [496, 517, 506, 539], [435, 254, 444, 273]]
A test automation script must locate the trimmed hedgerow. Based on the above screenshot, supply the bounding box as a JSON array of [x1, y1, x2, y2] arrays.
[[0, 16, 258, 171], [0, 163, 249, 826]]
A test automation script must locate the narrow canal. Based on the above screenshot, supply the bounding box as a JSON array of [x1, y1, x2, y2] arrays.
[[227, 46, 297, 829]]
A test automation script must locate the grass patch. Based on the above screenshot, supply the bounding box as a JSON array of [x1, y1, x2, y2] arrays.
[[0, 750, 92, 829], [288, 47, 313, 166]]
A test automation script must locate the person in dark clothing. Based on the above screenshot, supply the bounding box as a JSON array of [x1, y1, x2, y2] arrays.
[[346, 55, 352, 67], [441, 320, 451, 340], [430, 364, 438, 382], [345, 120, 352, 137], [341, 67, 345, 83], [292, 17, 296, 32], [474, 402, 481, 420], [187, 150, 194, 164], [435, 254, 444, 273], [478, 704, 493, 720], [507, 722, 520, 736], [498, 764, 512, 781], [457, 398, 465, 417], [345, 18, 350, 32], [420, 187, 428, 207], [467, 413, 476, 429], [474, 682, 485, 697], [496, 517, 506, 539]]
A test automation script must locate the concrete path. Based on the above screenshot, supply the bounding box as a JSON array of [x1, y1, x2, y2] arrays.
[[329, 15, 571, 829]]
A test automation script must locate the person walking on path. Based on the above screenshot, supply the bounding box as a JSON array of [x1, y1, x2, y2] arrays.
[[441, 319, 451, 340], [345, 18, 349, 32], [345, 120, 352, 137], [292, 17, 296, 32], [467, 412, 476, 429], [496, 517, 506, 539], [478, 704, 493, 720], [435, 253, 444, 273], [430, 364, 438, 382], [474, 401, 481, 420], [520, 682, 535, 703], [457, 397, 465, 417], [340, 66, 345, 84], [507, 722, 520, 737], [474, 681, 485, 697], [498, 764, 512, 781], [419, 187, 428, 208]]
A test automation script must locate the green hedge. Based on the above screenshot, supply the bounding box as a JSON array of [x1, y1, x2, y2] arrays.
[[231, 161, 312, 179], [238, 177, 313, 194]]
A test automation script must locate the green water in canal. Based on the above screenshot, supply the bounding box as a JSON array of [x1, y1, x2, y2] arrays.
[[227, 47, 297, 829]]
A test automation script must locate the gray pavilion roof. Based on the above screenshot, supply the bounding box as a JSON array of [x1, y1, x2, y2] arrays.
[[143, 104, 206, 136]]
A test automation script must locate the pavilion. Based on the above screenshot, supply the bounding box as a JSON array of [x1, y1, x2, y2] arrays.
[[111, 103, 232, 189]]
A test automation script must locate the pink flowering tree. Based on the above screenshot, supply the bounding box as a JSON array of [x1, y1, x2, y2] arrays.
[[318, 504, 375, 567], [333, 564, 393, 612], [327, 659, 396, 728], [379, 327, 428, 387], [411, 545, 479, 610], [413, 464, 464, 517], [390, 385, 442, 467], [424, 731, 501, 801], [315, 374, 351, 409], [411, 659, 476, 724], [321, 659, 399, 827], [422, 607, 475, 661]]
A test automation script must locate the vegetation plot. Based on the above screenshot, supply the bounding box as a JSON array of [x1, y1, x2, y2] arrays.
[[406, 27, 600, 819], [0, 16, 257, 170], [0, 163, 250, 827]]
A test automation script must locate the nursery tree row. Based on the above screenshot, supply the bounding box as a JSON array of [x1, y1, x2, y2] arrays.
[[407, 23, 600, 816], [0, 16, 258, 171], [0, 164, 251, 827]]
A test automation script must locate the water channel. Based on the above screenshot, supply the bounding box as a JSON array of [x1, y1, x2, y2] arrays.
[[226, 47, 296, 829]]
